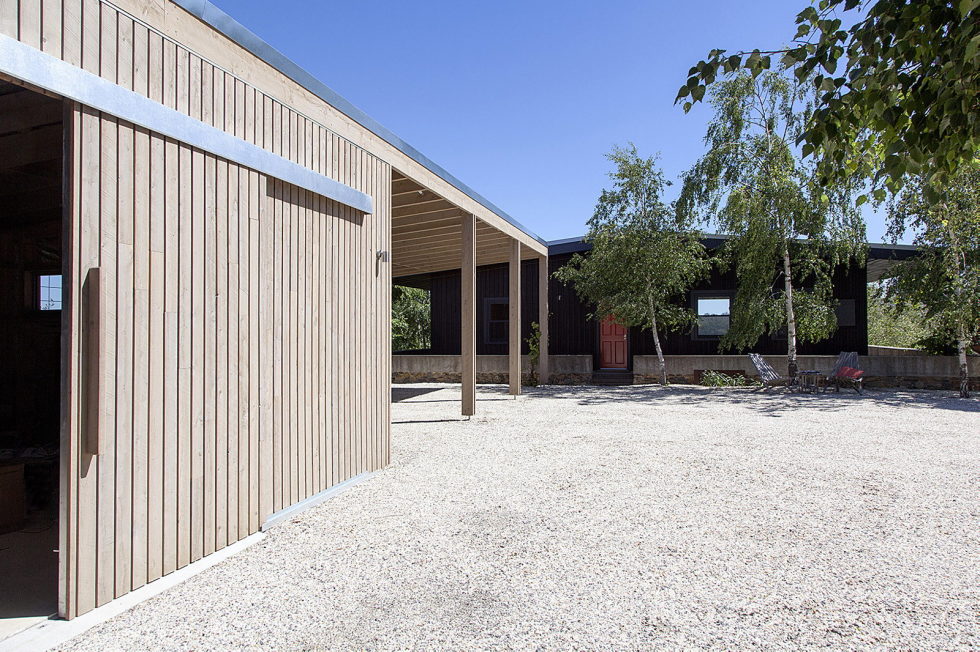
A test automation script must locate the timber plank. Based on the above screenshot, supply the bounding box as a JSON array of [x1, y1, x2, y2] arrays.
[[95, 111, 117, 607], [130, 123, 150, 591], [163, 135, 179, 575], [113, 116, 134, 600], [214, 156, 228, 552], [176, 138, 192, 570]]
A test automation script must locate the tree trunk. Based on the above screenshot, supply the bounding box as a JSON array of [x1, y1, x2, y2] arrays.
[[782, 244, 798, 380], [647, 291, 667, 385], [957, 331, 970, 398]]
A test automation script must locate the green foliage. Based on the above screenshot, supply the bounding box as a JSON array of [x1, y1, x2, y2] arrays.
[[700, 370, 754, 387], [525, 321, 542, 386], [883, 161, 980, 394], [677, 73, 865, 369], [677, 0, 980, 200], [866, 282, 930, 348], [913, 329, 959, 356], [392, 285, 431, 351], [555, 145, 711, 384]]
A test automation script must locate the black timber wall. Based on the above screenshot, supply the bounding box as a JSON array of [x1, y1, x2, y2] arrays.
[[395, 252, 868, 359], [404, 259, 540, 355], [628, 261, 869, 357]]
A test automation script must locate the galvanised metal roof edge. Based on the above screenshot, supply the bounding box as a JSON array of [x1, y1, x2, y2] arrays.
[[169, 0, 549, 247]]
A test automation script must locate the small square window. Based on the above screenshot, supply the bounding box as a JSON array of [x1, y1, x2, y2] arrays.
[[489, 302, 508, 322], [39, 274, 62, 311], [484, 298, 508, 344], [696, 297, 730, 337]]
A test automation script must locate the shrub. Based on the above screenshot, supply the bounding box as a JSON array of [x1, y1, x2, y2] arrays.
[[700, 370, 752, 387], [524, 321, 541, 387]]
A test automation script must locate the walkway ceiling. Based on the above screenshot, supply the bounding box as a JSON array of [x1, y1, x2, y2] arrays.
[[391, 170, 539, 277]]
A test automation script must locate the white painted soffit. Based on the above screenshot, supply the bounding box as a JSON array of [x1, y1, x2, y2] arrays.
[[0, 34, 373, 214]]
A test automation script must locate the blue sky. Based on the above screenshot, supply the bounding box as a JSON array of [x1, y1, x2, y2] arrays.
[[217, 0, 894, 244]]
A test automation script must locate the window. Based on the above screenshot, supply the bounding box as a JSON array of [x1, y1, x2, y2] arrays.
[[695, 296, 730, 337], [39, 274, 63, 311], [836, 299, 856, 327], [485, 298, 508, 344]]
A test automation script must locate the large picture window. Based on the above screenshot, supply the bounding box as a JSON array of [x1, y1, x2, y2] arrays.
[[695, 295, 730, 337]]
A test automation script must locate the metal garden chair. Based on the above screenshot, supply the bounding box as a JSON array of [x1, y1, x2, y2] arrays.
[[748, 353, 791, 390], [826, 351, 864, 394]]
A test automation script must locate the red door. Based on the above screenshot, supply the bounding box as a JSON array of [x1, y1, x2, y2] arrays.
[[599, 316, 628, 368]]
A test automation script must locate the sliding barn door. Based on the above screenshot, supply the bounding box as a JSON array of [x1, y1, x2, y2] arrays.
[[61, 101, 392, 619], [61, 104, 276, 618]]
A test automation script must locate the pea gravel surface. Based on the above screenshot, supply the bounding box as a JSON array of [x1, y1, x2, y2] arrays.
[[61, 384, 979, 651]]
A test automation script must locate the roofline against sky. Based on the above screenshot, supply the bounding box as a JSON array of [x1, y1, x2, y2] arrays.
[[548, 235, 919, 258], [169, 0, 550, 247]]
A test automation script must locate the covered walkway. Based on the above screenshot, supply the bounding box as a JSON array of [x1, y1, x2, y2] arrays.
[[390, 173, 549, 415]]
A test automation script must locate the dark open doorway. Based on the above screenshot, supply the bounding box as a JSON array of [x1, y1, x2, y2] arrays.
[[0, 81, 64, 639]]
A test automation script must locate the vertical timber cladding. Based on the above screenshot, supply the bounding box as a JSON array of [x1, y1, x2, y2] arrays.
[[0, 0, 392, 618]]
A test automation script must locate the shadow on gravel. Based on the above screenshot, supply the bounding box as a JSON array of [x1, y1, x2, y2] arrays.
[[530, 384, 980, 416], [392, 418, 470, 425], [392, 385, 514, 404], [392, 387, 443, 402]]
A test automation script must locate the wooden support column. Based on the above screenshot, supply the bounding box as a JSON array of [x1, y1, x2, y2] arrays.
[[461, 214, 476, 416], [537, 254, 549, 385], [509, 240, 522, 396]]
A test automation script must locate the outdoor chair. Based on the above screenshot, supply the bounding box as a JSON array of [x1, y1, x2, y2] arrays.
[[826, 351, 864, 394], [748, 353, 790, 390]]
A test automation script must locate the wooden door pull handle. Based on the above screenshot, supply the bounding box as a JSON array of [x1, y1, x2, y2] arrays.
[[82, 267, 102, 455]]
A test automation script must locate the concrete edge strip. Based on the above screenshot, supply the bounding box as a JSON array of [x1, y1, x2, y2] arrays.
[[0, 34, 373, 214], [0, 532, 266, 652], [261, 471, 377, 531]]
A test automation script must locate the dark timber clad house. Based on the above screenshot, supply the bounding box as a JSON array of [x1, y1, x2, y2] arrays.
[[395, 236, 917, 377]]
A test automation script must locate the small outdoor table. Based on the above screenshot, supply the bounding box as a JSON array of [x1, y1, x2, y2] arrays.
[[797, 370, 822, 393]]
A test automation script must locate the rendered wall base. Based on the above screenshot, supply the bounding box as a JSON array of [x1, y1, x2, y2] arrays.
[[632, 355, 980, 390]]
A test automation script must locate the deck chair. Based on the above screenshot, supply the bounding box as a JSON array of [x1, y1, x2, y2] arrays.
[[826, 351, 864, 394], [748, 353, 790, 390]]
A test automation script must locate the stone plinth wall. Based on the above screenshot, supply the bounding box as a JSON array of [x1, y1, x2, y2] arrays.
[[868, 345, 923, 357], [633, 354, 980, 390], [391, 355, 592, 385]]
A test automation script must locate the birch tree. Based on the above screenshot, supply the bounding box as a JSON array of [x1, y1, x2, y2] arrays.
[[677, 72, 865, 378], [555, 145, 709, 385], [677, 0, 979, 202], [885, 162, 980, 397]]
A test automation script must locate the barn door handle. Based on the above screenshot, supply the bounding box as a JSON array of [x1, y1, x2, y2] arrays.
[[82, 267, 102, 455]]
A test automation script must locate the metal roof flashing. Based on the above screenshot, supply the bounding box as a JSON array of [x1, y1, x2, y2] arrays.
[[169, 0, 548, 247], [547, 235, 919, 259]]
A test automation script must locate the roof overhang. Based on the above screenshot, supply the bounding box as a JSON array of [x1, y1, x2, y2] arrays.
[[547, 236, 920, 284], [169, 0, 548, 258]]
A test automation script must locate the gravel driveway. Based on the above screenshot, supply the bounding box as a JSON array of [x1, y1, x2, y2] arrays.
[[62, 384, 979, 650]]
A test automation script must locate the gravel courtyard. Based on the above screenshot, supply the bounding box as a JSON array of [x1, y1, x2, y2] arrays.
[[63, 384, 978, 650]]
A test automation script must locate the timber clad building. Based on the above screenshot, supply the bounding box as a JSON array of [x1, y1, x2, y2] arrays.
[[395, 237, 916, 376], [0, 0, 550, 623]]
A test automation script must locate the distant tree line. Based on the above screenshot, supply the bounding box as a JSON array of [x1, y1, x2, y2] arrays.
[[392, 286, 431, 352]]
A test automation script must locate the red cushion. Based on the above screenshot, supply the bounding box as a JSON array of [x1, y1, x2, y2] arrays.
[[838, 366, 864, 379]]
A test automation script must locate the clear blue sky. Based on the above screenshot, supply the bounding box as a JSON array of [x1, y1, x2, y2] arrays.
[[217, 0, 893, 244]]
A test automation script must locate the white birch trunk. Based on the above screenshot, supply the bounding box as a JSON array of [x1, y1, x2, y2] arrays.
[[957, 332, 970, 398], [782, 243, 798, 379], [647, 290, 667, 385]]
